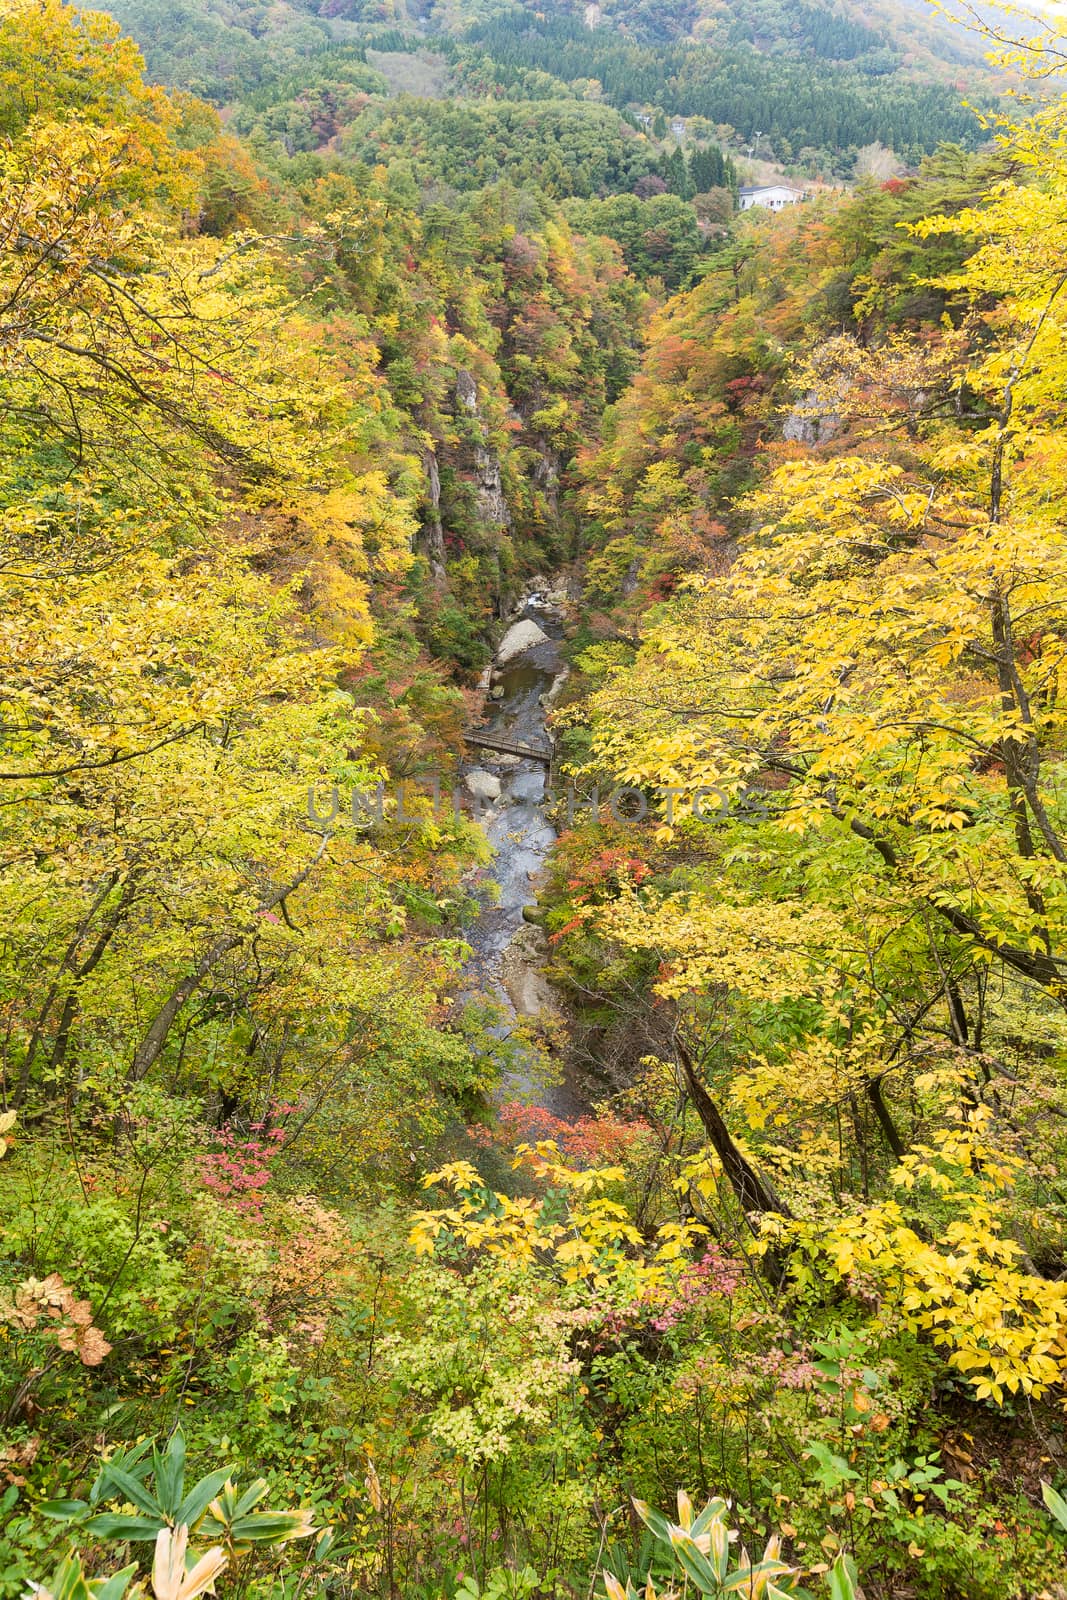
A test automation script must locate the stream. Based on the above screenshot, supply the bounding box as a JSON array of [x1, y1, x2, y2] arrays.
[[462, 594, 592, 1121]]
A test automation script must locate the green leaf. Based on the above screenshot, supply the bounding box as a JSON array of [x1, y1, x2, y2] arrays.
[[804, 1444, 859, 1488], [83, 1513, 165, 1542], [668, 1530, 721, 1593], [723, 1558, 794, 1594], [1042, 1480, 1067, 1536], [202, 1482, 239, 1530], [631, 1500, 672, 1543], [690, 1499, 729, 1538], [91, 1562, 140, 1600], [31, 1552, 137, 1600], [228, 1510, 315, 1546], [90, 1442, 151, 1510], [153, 1431, 185, 1519], [231, 1478, 267, 1520], [828, 1555, 858, 1600], [97, 1467, 161, 1520], [39, 1501, 90, 1523], [43, 1551, 93, 1600], [175, 1468, 234, 1531]]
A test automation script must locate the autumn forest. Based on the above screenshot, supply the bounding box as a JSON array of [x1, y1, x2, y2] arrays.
[[6, 0, 1067, 1596]]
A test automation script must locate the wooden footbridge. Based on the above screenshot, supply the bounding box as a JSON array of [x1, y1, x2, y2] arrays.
[[464, 731, 554, 767]]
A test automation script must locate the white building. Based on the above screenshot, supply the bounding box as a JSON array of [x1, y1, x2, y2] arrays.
[[738, 183, 805, 213]]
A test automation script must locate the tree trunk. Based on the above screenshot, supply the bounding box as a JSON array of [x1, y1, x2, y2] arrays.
[[674, 1033, 793, 1289]]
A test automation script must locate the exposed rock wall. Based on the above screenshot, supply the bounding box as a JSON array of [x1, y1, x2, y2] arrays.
[[456, 368, 512, 533]]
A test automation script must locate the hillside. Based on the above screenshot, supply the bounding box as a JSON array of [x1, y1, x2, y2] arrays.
[[103, 0, 994, 174], [488, 0, 992, 73]]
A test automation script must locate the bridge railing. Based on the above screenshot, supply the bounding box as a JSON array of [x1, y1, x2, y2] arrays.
[[464, 732, 553, 765]]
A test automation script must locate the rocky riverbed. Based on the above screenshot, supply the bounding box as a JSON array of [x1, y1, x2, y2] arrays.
[[462, 588, 592, 1119]]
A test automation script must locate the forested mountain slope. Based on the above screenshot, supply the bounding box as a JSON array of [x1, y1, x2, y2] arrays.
[[102, 0, 992, 175], [439, 0, 992, 72]]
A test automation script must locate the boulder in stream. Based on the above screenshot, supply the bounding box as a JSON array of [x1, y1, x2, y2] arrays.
[[543, 667, 570, 709], [465, 769, 502, 802], [501, 925, 564, 1021], [497, 618, 550, 663]]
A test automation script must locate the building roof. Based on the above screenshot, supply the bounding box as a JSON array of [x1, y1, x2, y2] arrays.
[[739, 183, 804, 196]]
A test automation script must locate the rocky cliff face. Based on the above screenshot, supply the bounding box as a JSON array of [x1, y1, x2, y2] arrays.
[[456, 368, 512, 533], [530, 442, 561, 522], [473, 443, 511, 530], [421, 448, 447, 582], [414, 359, 573, 653], [782, 390, 841, 447]]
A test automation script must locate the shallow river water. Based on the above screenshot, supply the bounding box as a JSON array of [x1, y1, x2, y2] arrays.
[[462, 601, 592, 1120]]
